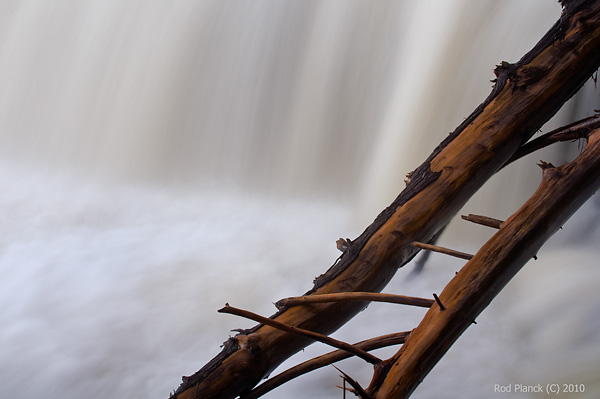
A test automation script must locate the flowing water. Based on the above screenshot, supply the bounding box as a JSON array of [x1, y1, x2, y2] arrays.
[[1, 1, 599, 398]]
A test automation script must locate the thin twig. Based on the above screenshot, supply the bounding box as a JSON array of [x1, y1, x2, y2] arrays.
[[501, 115, 600, 169], [412, 242, 473, 260], [333, 365, 373, 399], [219, 304, 381, 365], [243, 332, 409, 399], [461, 214, 504, 229], [276, 292, 434, 310], [408, 223, 448, 277], [432, 293, 446, 311]]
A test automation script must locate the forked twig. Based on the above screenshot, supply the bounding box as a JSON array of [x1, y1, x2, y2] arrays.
[[219, 304, 381, 365], [501, 115, 600, 169], [333, 365, 373, 399], [243, 332, 409, 399]]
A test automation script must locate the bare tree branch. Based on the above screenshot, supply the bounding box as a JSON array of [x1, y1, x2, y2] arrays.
[[243, 332, 409, 399], [275, 292, 434, 310], [171, 2, 600, 398], [502, 115, 600, 168], [219, 304, 381, 365], [368, 127, 600, 397]]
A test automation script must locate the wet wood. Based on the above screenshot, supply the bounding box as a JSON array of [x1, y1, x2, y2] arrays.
[[461, 214, 504, 229], [218, 304, 381, 365], [243, 332, 410, 399], [411, 242, 474, 260], [171, 2, 600, 398], [275, 292, 434, 309], [368, 127, 600, 398]]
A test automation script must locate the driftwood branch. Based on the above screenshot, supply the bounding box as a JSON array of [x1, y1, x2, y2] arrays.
[[367, 126, 600, 398], [503, 114, 600, 167], [275, 292, 434, 309], [243, 332, 409, 399], [219, 304, 381, 365], [171, 2, 600, 398]]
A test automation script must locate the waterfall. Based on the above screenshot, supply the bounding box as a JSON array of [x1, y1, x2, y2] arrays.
[[1, 1, 598, 398]]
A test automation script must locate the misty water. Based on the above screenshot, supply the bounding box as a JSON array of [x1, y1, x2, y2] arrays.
[[1, 1, 599, 398]]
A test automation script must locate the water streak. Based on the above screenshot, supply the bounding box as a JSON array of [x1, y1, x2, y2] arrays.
[[1, 1, 598, 398]]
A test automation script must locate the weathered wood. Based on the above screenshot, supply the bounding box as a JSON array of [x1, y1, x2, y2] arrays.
[[461, 214, 504, 229], [503, 115, 600, 167], [411, 241, 474, 260], [368, 126, 600, 398], [171, 2, 600, 398], [334, 365, 373, 399], [218, 304, 381, 365], [244, 332, 410, 399], [275, 292, 434, 309]]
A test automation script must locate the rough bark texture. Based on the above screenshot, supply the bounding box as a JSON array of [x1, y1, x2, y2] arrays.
[[369, 127, 600, 398], [171, 1, 600, 398]]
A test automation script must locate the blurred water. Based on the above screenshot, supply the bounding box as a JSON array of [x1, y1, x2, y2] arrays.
[[0, 1, 599, 398]]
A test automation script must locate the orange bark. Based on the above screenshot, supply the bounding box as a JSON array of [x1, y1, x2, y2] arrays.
[[370, 127, 600, 398], [172, 2, 600, 398]]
